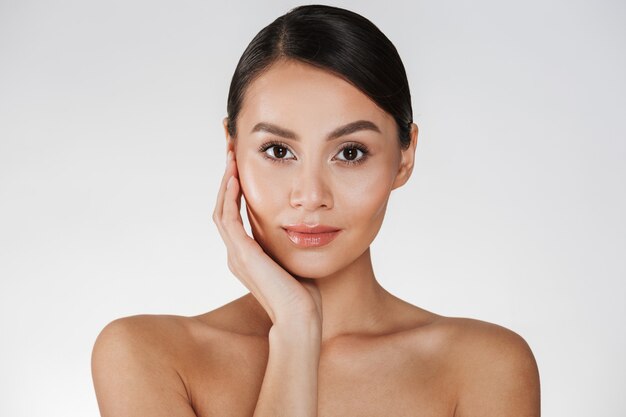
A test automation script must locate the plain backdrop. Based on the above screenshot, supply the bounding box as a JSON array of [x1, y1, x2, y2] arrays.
[[1, 0, 624, 415]]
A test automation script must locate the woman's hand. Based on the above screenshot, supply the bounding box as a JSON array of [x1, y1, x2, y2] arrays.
[[214, 149, 322, 417], [212, 149, 322, 328]]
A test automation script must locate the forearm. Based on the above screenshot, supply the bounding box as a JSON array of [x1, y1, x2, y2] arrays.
[[253, 320, 322, 417]]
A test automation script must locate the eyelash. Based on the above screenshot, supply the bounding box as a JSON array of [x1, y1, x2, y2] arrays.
[[258, 140, 370, 166]]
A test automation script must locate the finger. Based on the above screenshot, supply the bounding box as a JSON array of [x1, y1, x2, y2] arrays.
[[212, 152, 235, 223], [233, 159, 244, 213], [230, 155, 242, 213], [222, 173, 251, 244], [230, 150, 239, 179]]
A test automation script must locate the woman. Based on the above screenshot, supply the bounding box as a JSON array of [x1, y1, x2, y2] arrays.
[[92, 5, 540, 416]]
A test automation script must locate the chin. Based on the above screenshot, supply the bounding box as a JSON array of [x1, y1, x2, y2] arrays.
[[266, 239, 366, 281], [281, 258, 342, 280]]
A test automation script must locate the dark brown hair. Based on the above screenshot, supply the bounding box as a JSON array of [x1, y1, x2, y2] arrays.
[[225, 4, 414, 149]]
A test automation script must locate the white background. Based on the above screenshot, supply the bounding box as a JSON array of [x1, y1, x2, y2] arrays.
[[1, 0, 624, 415]]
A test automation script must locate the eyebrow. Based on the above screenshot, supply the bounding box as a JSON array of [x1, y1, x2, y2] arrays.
[[250, 120, 382, 141]]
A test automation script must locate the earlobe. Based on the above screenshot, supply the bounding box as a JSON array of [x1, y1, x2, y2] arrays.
[[222, 117, 230, 143], [391, 123, 418, 191], [223, 117, 235, 155]]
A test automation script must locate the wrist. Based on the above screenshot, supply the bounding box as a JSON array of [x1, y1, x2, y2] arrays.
[[269, 318, 322, 347]]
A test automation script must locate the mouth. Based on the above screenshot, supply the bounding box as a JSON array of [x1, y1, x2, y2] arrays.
[[282, 224, 342, 248]]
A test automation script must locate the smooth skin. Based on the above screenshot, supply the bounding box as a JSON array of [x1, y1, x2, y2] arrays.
[[92, 59, 540, 416]]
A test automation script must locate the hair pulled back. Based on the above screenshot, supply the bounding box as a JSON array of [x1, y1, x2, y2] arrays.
[[226, 4, 413, 150]]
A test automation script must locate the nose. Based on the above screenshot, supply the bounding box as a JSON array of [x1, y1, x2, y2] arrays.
[[289, 162, 333, 211]]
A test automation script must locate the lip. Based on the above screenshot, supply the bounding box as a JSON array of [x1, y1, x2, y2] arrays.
[[282, 224, 342, 248]]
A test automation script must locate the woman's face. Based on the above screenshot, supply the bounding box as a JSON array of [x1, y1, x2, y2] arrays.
[[224, 59, 416, 279]]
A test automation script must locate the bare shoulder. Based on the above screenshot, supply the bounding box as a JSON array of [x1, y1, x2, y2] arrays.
[[433, 316, 536, 357], [91, 295, 269, 416], [92, 314, 204, 365], [91, 314, 201, 416], [429, 316, 541, 417]]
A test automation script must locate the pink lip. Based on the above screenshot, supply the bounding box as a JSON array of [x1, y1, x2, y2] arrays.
[[282, 224, 342, 248]]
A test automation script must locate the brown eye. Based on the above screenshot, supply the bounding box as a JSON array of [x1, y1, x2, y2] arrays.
[[258, 141, 295, 163], [270, 145, 289, 159], [341, 147, 359, 161], [335, 144, 369, 165]]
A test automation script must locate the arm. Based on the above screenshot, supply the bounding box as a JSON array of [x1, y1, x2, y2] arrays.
[[91, 317, 197, 417], [253, 319, 322, 417], [213, 148, 324, 414], [454, 321, 540, 417]]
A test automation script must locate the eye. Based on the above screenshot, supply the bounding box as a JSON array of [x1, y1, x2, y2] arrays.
[[334, 143, 370, 166], [258, 141, 295, 163], [258, 140, 370, 166]]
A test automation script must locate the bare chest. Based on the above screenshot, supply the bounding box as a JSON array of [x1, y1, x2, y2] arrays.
[[185, 335, 456, 417]]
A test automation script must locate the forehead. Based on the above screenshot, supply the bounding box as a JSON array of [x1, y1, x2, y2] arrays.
[[238, 59, 395, 138]]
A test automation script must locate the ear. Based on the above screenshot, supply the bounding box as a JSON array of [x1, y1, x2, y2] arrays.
[[222, 117, 236, 155], [391, 123, 419, 190]]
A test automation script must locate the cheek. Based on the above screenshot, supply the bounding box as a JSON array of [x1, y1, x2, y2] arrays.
[[337, 166, 394, 226], [238, 159, 285, 217]]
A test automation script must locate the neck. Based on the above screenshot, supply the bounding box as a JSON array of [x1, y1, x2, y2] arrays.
[[302, 247, 394, 343], [242, 247, 401, 343]]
